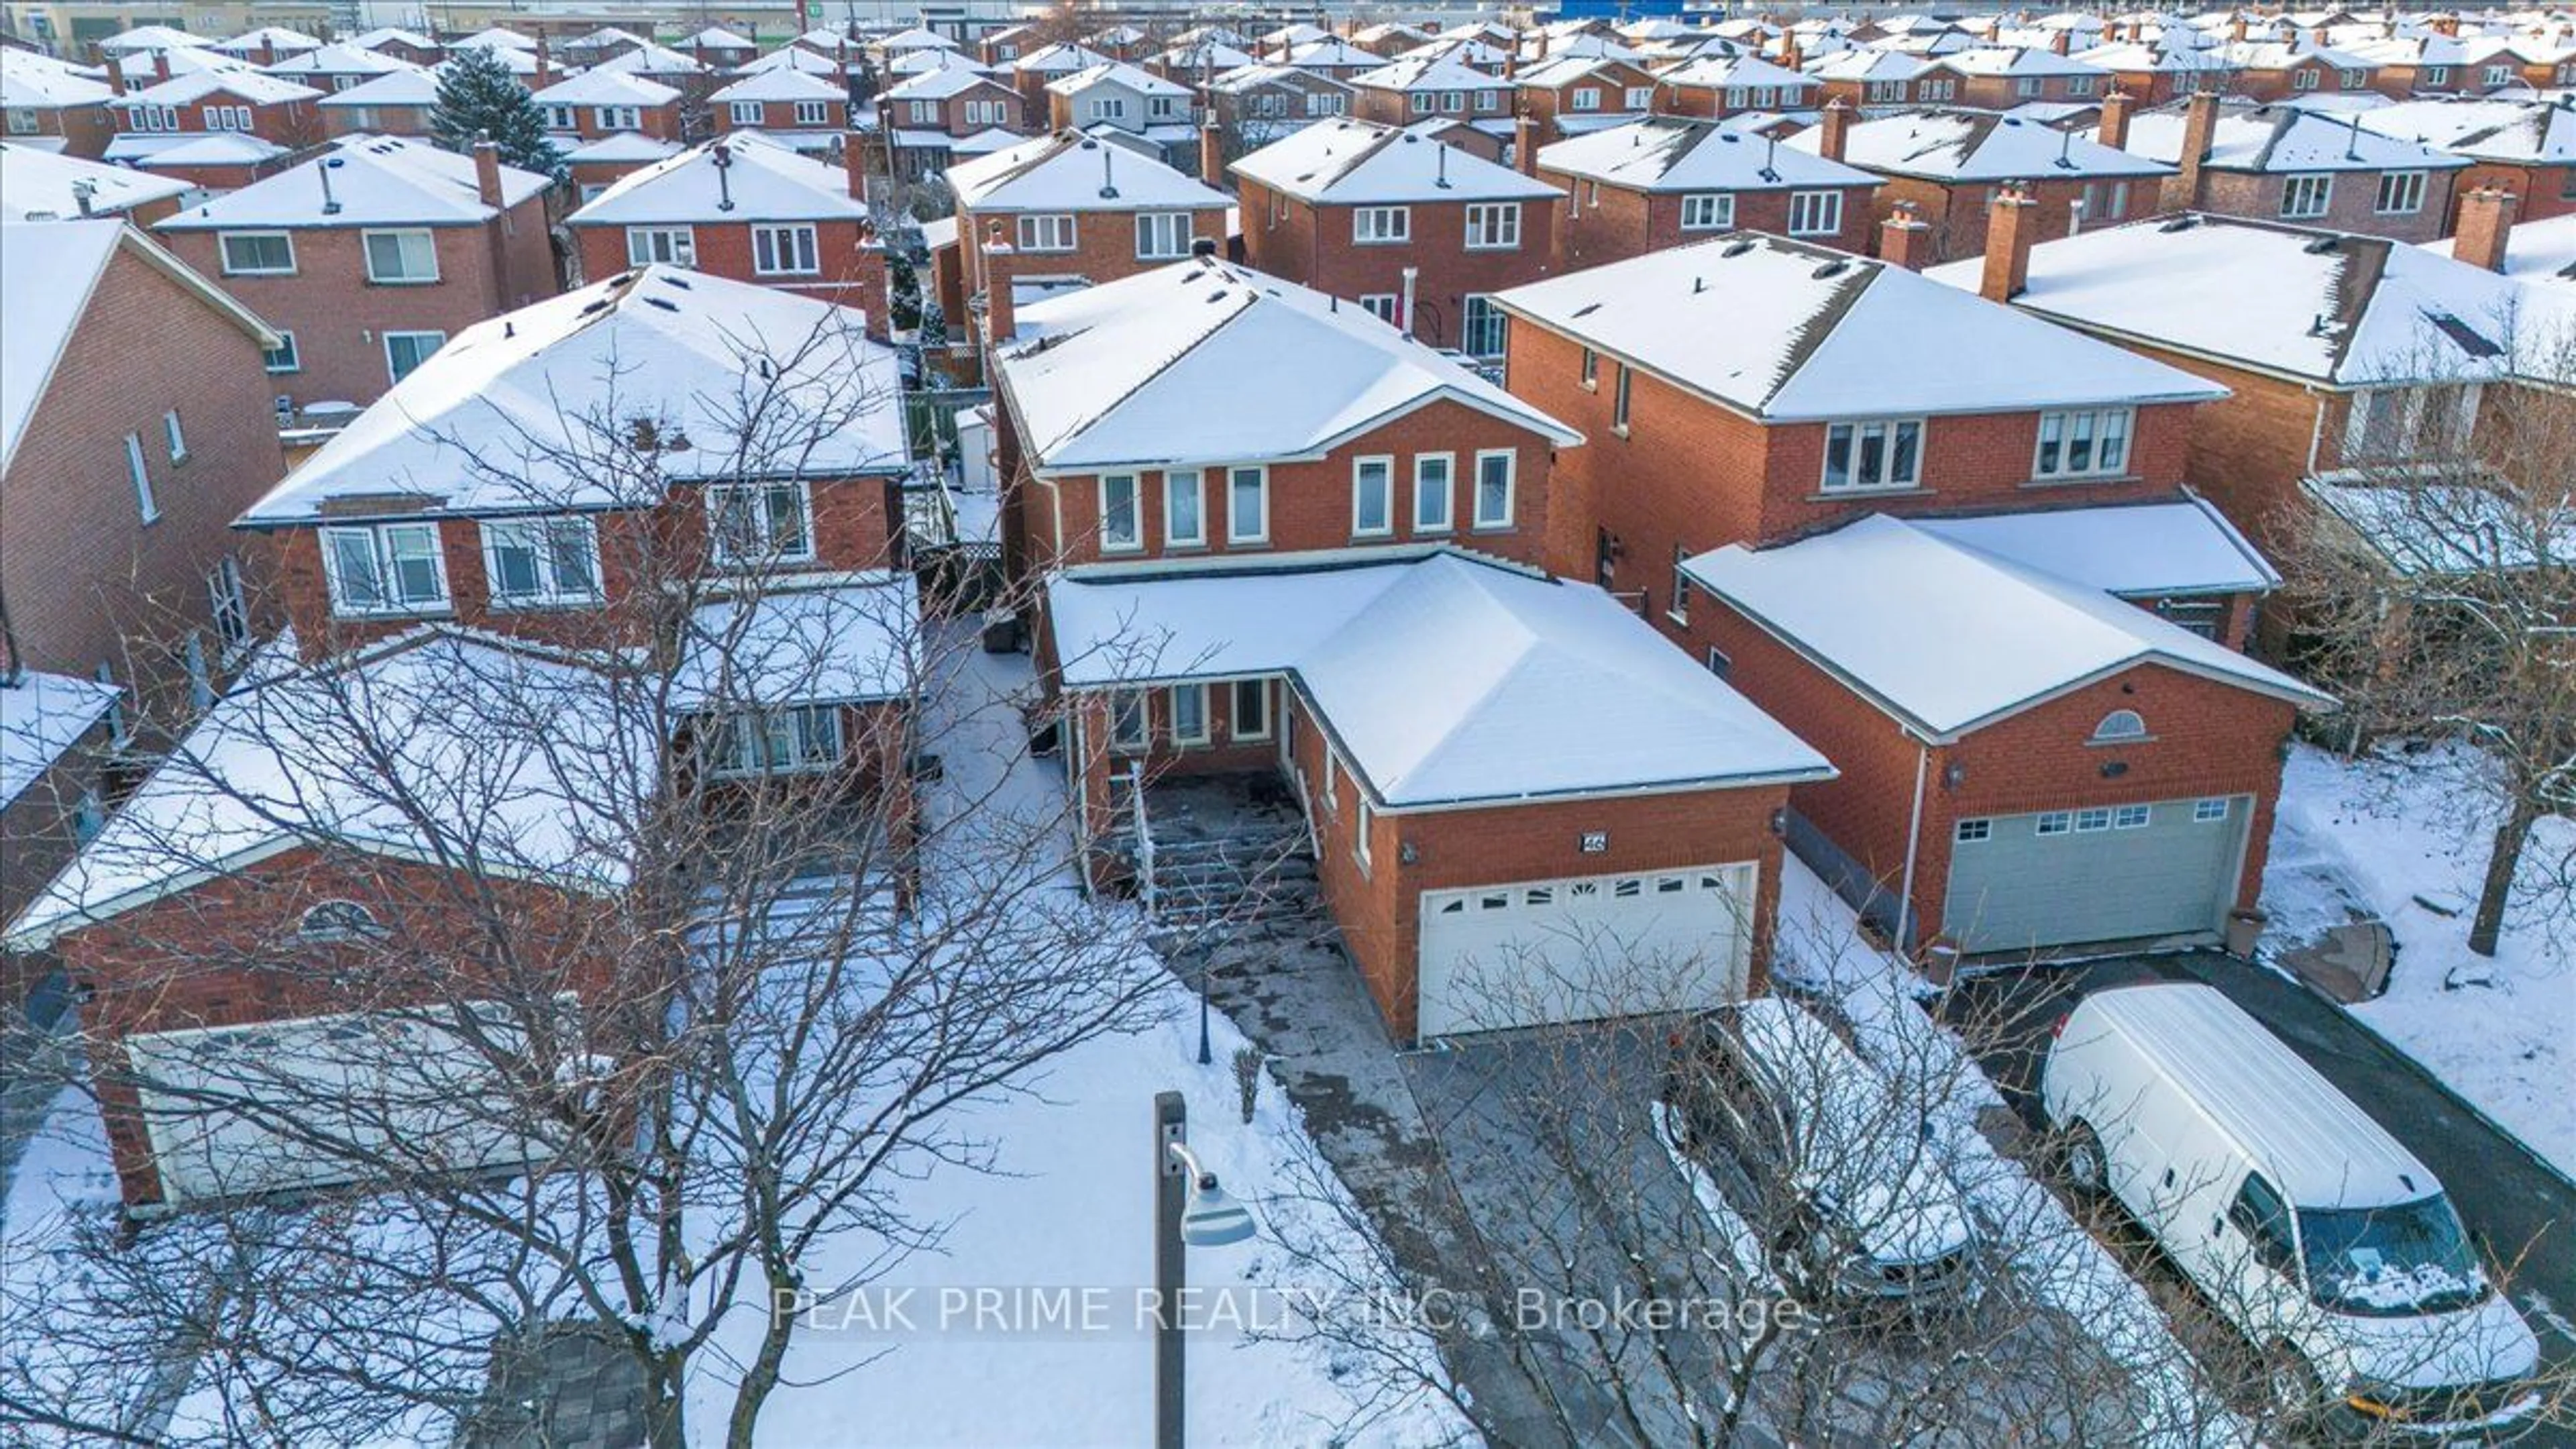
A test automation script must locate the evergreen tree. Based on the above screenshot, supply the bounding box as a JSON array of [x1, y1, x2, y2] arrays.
[[430, 46, 566, 182]]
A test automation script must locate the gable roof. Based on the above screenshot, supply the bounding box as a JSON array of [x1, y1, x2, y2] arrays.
[[568, 133, 865, 225], [1049, 551, 1833, 807], [0, 50, 115, 108], [1, 219, 274, 472], [2113, 100, 2471, 174], [1926, 213, 2576, 386], [1499, 231, 2223, 421], [1012, 42, 1112, 74], [237, 266, 908, 524], [212, 24, 321, 54], [881, 64, 1010, 101], [1232, 117, 1560, 203], [1537, 115, 1882, 192], [710, 65, 848, 103], [116, 66, 319, 107], [1351, 53, 1505, 94], [991, 252, 1579, 473], [1044, 59, 1191, 97], [1658, 52, 1813, 90], [0, 670, 120, 810], [315, 68, 442, 108], [2357, 96, 2576, 166], [262, 42, 422, 78], [1683, 514, 2331, 741], [155, 133, 550, 229], [532, 68, 681, 107], [1, 142, 193, 219], [948, 129, 1228, 213], [1799, 107, 2172, 182]]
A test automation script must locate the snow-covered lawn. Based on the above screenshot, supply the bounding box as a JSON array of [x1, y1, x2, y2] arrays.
[[2260, 742, 2575, 1177]]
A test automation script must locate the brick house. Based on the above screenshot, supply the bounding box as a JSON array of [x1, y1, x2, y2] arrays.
[[936, 129, 1230, 333], [154, 135, 557, 415], [347, 28, 445, 68], [260, 42, 421, 95], [1347, 53, 1513, 142], [1797, 107, 2172, 263], [1805, 48, 1947, 109], [0, 219, 286, 936], [877, 66, 1028, 180], [1, 48, 118, 158], [2428, 207, 2576, 289], [1201, 64, 1352, 154], [1537, 115, 1882, 269], [1277, 36, 1385, 83], [1658, 53, 1822, 118], [681, 26, 759, 71], [2070, 41, 2237, 105], [533, 68, 686, 149], [564, 133, 888, 329], [2112, 94, 2471, 246], [1939, 46, 2116, 109], [2210, 40, 2383, 103], [564, 131, 682, 205], [1148, 37, 1258, 83], [707, 66, 850, 156], [209, 25, 321, 68], [1678, 513, 2330, 955], [1044, 61, 1197, 167], [105, 66, 320, 180], [314, 67, 441, 140], [2357, 97, 2576, 226], [1, 144, 193, 223], [1006, 42, 1112, 128], [1512, 53, 1664, 135], [1233, 117, 1562, 358]]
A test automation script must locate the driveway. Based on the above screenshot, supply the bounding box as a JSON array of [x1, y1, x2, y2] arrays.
[[1944, 949, 2576, 1448]]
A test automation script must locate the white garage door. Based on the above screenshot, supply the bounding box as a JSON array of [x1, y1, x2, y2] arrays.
[[125, 1006, 553, 1203], [1941, 796, 2251, 954], [1417, 863, 1758, 1038]]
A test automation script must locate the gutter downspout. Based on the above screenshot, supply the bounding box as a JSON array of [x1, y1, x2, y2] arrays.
[[1896, 738, 1930, 957]]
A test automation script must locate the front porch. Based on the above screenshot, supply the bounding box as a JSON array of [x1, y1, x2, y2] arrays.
[[1096, 771, 1327, 937]]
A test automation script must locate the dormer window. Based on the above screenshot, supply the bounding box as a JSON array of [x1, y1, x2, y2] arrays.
[[2091, 709, 2147, 743]]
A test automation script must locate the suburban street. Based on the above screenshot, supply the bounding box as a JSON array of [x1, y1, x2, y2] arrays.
[[1945, 949, 2576, 1448]]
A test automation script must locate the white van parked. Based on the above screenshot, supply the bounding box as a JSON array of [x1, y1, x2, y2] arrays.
[[2041, 982, 2540, 1440]]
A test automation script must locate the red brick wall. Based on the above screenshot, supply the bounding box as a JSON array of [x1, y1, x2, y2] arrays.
[[141, 92, 323, 148], [1864, 172, 2158, 264], [547, 101, 685, 143], [879, 78, 1024, 138], [1540, 171, 1880, 270], [321, 101, 437, 139], [961, 202, 1232, 295], [2178, 166, 2459, 246], [570, 217, 887, 325], [13, 102, 117, 158], [1235, 184, 1559, 349], [2452, 161, 2576, 224], [156, 203, 557, 412]]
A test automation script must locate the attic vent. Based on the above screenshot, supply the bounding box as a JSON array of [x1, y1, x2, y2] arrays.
[[2302, 234, 2341, 254], [1206, 290, 1229, 303], [1720, 237, 1758, 257], [659, 273, 693, 288], [643, 296, 679, 311], [580, 299, 614, 315], [1811, 259, 1849, 279], [1570, 301, 1601, 317]]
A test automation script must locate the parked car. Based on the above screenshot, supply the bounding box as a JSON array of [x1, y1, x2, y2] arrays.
[[2041, 982, 2541, 1441], [1661, 998, 1983, 1313]]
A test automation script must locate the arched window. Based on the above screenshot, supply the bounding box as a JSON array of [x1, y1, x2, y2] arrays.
[[299, 899, 383, 943], [2092, 709, 2147, 743]]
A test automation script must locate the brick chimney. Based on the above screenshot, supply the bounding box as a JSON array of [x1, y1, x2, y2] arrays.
[[473, 133, 504, 208], [1980, 185, 2039, 302], [1817, 97, 1852, 162], [2169, 88, 2220, 210], [2450, 185, 2518, 272], [981, 219, 1016, 343], [1513, 111, 1540, 176], [1199, 117, 1225, 188], [2051, 28, 2072, 55], [843, 129, 866, 201], [2229, 15, 2249, 44], [1879, 201, 1933, 268], [1781, 34, 1803, 72], [2097, 89, 2134, 152], [106, 50, 126, 96]]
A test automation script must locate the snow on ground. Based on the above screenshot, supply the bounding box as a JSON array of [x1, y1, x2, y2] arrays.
[[2261, 742, 2575, 1176]]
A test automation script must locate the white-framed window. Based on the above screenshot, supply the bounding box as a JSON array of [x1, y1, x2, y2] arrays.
[[1163, 469, 1204, 547], [730, 99, 763, 125], [752, 223, 820, 275], [1322, 748, 1339, 812], [1667, 543, 1690, 625], [1460, 294, 1505, 359], [2033, 407, 2133, 479], [207, 557, 251, 652], [1231, 678, 1270, 741], [1148, 95, 1181, 121], [2374, 170, 2426, 215], [1955, 817, 1992, 843], [2422, 64, 2450, 87], [1868, 78, 1908, 103], [1099, 473, 1142, 552], [2193, 797, 2231, 823], [1464, 201, 1519, 250], [1704, 645, 1731, 678], [129, 103, 178, 131], [2340, 68, 2367, 90], [625, 225, 696, 267], [1579, 347, 1598, 389], [1307, 90, 1343, 117], [1085, 96, 1126, 122], [1227, 464, 1267, 544], [1441, 89, 1464, 113], [2035, 810, 2074, 836], [1625, 85, 1652, 110], [707, 704, 843, 776], [1570, 86, 1601, 112], [1358, 293, 1399, 324], [543, 104, 576, 129], [1352, 455, 1394, 537], [219, 229, 295, 275], [1352, 205, 1409, 244], [1821, 418, 1923, 492], [2073, 807, 2114, 833], [794, 99, 832, 125], [1108, 689, 1148, 751], [1472, 449, 1515, 530], [2092, 708, 2147, 743], [1169, 683, 1210, 745], [479, 516, 601, 607], [1786, 189, 1843, 237], [2016, 74, 2043, 97], [1475, 89, 1500, 113], [1135, 211, 1193, 259], [321, 521, 448, 615], [906, 99, 938, 125], [123, 432, 157, 523], [2281, 173, 2332, 219], [1410, 92, 1434, 115], [2293, 66, 2322, 91], [2343, 383, 2479, 462], [1612, 363, 1632, 433], [2113, 804, 2153, 829], [964, 98, 1008, 126], [205, 104, 254, 131], [261, 330, 300, 372], [2481, 63, 2511, 88], [384, 330, 445, 383], [1354, 796, 1373, 871], [362, 227, 439, 283], [1016, 213, 1075, 251], [2067, 75, 2098, 97], [707, 480, 816, 564], [1679, 192, 1733, 230], [1413, 452, 1454, 533], [595, 105, 641, 129], [162, 409, 187, 463], [5, 107, 38, 135], [1920, 77, 1955, 102]]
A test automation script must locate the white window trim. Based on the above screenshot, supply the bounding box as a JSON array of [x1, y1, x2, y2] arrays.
[[706, 480, 818, 566], [1472, 448, 1515, 531], [1108, 688, 1149, 753], [123, 433, 158, 523], [361, 227, 440, 284], [1099, 473, 1144, 553], [751, 221, 821, 276], [1162, 469, 1205, 549], [1230, 678, 1271, 743], [1786, 189, 1844, 238], [2374, 169, 2426, 215], [319, 521, 449, 617], [1679, 192, 1733, 231], [1351, 454, 1395, 539], [2280, 173, 2332, 219], [1169, 683, 1211, 746], [1135, 211, 1193, 260], [1226, 464, 1269, 545], [625, 224, 696, 268], [1413, 452, 1454, 534], [1464, 201, 1519, 250], [1352, 205, 1410, 244], [1354, 796, 1373, 873], [729, 99, 763, 125], [219, 229, 296, 276], [794, 99, 831, 126], [262, 330, 301, 373], [2032, 405, 2135, 480], [383, 330, 445, 384], [1015, 213, 1076, 252], [478, 516, 604, 609], [704, 704, 844, 777], [1820, 417, 1925, 494]]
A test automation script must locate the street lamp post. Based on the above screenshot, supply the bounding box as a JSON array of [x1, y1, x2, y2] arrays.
[[1153, 1091, 1256, 1449]]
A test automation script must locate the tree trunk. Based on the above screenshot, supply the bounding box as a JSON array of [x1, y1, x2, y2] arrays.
[[2468, 796, 2539, 957]]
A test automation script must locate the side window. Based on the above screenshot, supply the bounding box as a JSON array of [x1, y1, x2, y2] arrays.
[[2227, 1173, 2300, 1278]]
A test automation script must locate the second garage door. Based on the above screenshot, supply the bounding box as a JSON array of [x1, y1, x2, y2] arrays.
[[1941, 796, 2250, 955], [1416, 863, 1758, 1038]]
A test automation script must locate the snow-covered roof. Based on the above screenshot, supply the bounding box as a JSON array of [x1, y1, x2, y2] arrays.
[[1049, 551, 1833, 808], [1807, 47, 1934, 81], [729, 46, 840, 78], [2304, 474, 2575, 575], [239, 266, 909, 524], [110, 46, 253, 84], [568, 133, 863, 225], [879, 26, 958, 52], [881, 62, 1009, 102], [684, 26, 755, 50], [1285, 36, 1384, 70], [1, 219, 272, 472], [888, 46, 994, 77], [111, 131, 288, 168], [533, 68, 681, 107], [97, 24, 213, 54], [2357, 96, 2576, 164], [1205, 62, 1341, 95], [156, 134, 549, 229], [1231, 118, 1560, 204], [262, 42, 421, 79], [1658, 52, 1813, 90], [349, 28, 439, 53], [1, 142, 192, 219], [588, 44, 710, 77], [1012, 42, 1112, 75], [212, 25, 321, 55], [1536, 115, 1882, 192], [1044, 60, 1191, 98], [994, 252, 1577, 474], [2423, 211, 2576, 288], [1683, 514, 2330, 741], [0, 50, 113, 108], [672, 574, 922, 710], [562, 131, 682, 165], [1799, 108, 2172, 181], [1913, 496, 2282, 596], [2113, 100, 2471, 173], [3, 631, 651, 950], [453, 26, 537, 52], [1943, 44, 2114, 76], [1160, 40, 1260, 74], [2075, 40, 2238, 72], [1927, 213, 2576, 386], [948, 129, 1228, 213], [116, 67, 318, 107], [710, 65, 848, 103], [0, 670, 118, 810], [1500, 233, 2222, 421], [1351, 53, 1506, 94]]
